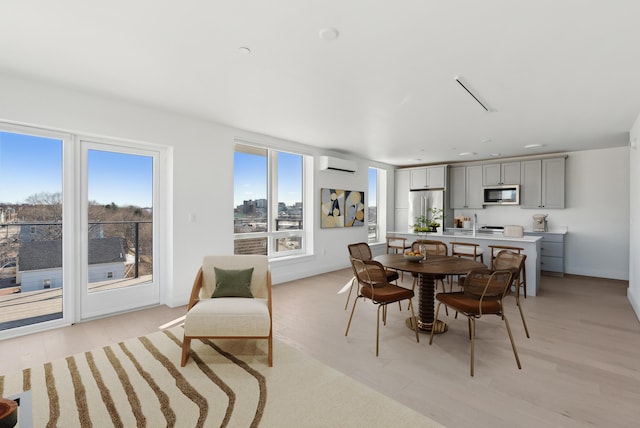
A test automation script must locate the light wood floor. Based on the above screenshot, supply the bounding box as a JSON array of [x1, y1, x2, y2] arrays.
[[1, 270, 638, 427]]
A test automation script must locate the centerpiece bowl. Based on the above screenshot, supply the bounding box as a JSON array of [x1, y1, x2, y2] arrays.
[[403, 253, 424, 263]]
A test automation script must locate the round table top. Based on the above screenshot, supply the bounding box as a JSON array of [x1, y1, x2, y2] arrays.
[[375, 253, 486, 275]]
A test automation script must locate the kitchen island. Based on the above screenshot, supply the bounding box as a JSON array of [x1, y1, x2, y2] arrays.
[[390, 230, 542, 296]]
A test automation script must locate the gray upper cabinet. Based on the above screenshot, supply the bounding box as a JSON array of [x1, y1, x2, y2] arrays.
[[450, 165, 484, 209], [409, 166, 446, 190], [482, 161, 521, 185], [520, 157, 565, 209]]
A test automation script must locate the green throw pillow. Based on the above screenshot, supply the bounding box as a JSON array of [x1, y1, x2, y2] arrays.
[[212, 267, 254, 298]]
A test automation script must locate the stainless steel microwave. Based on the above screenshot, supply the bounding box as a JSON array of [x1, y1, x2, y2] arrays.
[[483, 184, 520, 205]]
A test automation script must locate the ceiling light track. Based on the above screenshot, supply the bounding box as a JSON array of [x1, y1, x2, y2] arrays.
[[454, 76, 490, 112]]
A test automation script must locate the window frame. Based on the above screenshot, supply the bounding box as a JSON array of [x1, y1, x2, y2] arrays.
[[234, 141, 309, 259], [0, 122, 73, 338], [367, 166, 388, 244], [79, 137, 162, 319]]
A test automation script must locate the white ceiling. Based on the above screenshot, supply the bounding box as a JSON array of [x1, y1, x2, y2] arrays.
[[1, 1, 639, 166]]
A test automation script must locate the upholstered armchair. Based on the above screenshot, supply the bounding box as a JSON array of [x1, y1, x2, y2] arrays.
[[181, 255, 273, 367]]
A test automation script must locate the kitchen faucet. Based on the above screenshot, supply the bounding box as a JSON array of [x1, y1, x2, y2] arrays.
[[473, 213, 477, 236]]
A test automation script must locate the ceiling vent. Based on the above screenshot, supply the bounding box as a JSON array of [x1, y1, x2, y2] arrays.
[[454, 76, 491, 112], [318, 156, 357, 174]]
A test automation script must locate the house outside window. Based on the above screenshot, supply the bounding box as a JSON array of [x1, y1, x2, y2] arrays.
[[233, 142, 306, 258]]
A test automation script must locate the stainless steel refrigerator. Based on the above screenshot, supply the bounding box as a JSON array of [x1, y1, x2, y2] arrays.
[[408, 189, 453, 232]]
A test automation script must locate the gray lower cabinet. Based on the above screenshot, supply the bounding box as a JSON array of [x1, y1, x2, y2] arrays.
[[526, 232, 565, 275]]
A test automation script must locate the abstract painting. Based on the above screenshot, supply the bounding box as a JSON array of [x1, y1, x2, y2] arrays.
[[321, 188, 345, 228], [344, 190, 365, 227]]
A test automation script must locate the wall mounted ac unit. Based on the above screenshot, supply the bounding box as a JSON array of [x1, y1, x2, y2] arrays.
[[318, 156, 357, 174]]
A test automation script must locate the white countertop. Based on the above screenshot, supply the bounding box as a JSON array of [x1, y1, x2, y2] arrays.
[[523, 226, 568, 234], [389, 228, 545, 296], [392, 230, 542, 243]]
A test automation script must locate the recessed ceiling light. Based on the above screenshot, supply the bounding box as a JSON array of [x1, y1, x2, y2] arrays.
[[319, 27, 339, 41], [524, 144, 544, 149], [481, 139, 492, 144], [489, 153, 501, 157], [459, 152, 476, 156], [237, 47, 251, 55]]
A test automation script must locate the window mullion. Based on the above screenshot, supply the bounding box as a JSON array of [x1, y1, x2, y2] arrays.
[[269, 150, 277, 234]]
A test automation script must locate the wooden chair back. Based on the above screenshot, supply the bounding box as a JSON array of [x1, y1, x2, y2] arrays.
[[348, 242, 373, 261], [412, 239, 448, 256]]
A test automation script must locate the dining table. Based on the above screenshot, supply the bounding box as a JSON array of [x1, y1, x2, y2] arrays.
[[374, 253, 486, 334]]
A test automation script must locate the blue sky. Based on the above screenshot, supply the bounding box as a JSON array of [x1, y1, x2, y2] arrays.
[[88, 149, 153, 207], [234, 151, 302, 206], [0, 131, 152, 207], [368, 167, 377, 206], [234, 150, 377, 207], [3, 131, 372, 209]]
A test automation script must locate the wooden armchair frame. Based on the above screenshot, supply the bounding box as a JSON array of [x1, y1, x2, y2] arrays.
[[181, 255, 273, 367]]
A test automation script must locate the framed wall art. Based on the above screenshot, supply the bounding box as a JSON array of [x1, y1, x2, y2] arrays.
[[344, 190, 365, 227], [321, 188, 344, 228], [321, 188, 364, 228]]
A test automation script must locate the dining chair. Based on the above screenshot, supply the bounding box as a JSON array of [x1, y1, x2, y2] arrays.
[[385, 235, 411, 280], [488, 244, 527, 298], [451, 241, 484, 263], [181, 255, 272, 367], [429, 269, 521, 376], [345, 257, 420, 356], [450, 241, 485, 289], [493, 250, 530, 338], [386, 236, 411, 254], [345, 242, 400, 310]]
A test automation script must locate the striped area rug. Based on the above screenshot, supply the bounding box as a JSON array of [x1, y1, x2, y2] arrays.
[[0, 326, 442, 427]]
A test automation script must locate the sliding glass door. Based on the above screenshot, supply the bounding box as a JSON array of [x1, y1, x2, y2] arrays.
[[0, 127, 68, 334], [80, 140, 160, 319], [0, 123, 164, 339]]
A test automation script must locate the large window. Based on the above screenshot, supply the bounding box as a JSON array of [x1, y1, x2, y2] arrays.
[[234, 143, 305, 257], [367, 166, 388, 243], [368, 167, 379, 242]]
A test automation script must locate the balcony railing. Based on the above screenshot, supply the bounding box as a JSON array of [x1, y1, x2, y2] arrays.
[[0, 220, 152, 286], [0, 220, 152, 331]]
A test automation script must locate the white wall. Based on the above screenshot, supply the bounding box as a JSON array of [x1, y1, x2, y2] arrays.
[[628, 113, 640, 321], [1, 73, 632, 310], [0, 73, 391, 307], [452, 147, 630, 280]]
